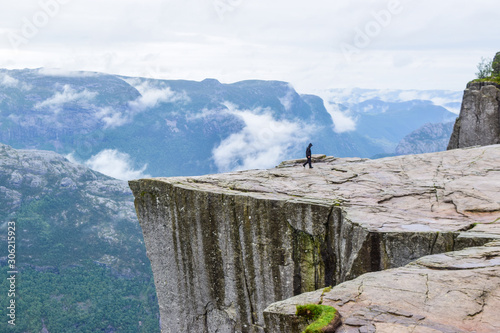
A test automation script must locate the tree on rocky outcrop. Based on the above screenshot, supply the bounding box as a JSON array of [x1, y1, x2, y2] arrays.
[[492, 51, 500, 77], [475, 52, 500, 79], [476, 57, 492, 79]]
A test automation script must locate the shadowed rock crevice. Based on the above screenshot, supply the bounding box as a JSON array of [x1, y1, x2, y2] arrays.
[[266, 241, 500, 333]]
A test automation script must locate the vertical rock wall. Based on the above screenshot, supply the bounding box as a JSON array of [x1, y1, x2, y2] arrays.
[[448, 81, 500, 149], [130, 180, 341, 332]]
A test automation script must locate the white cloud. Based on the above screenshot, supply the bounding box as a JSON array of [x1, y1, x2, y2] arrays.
[[278, 86, 295, 111], [84, 149, 150, 181], [95, 107, 129, 129], [0, 1, 499, 93], [185, 107, 219, 121], [322, 101, 357, 133], [165, 119, 180, 133], [317, 87, 463, 133], [35, 84, 98, 112], [321, 88, 463, 114], [396, 90, 462, 114], [0, 73, 19, 87], [0, 73, 31, 90], [64, 152, 79, 164], [125, 79, 190, 111], [36, 68, 100, 77], [92, 79, 190, 128], [212, 103, 314, 172]]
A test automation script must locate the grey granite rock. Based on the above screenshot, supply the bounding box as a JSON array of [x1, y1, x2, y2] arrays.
[[130, 145, 500, 332], [265, 240, 500, 333], [448, 81, 500, 149]]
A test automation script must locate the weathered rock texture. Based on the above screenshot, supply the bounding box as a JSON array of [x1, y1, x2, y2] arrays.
[[129, 145, 500, 333], [265, 240, 500, 333], [448, 81, 500, 149]]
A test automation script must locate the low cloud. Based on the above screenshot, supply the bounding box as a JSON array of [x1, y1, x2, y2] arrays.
[[35, 84, 98, 112], [185, 107, 219, 121], [278, 86, 295, 111], [324, 88, 462, 114], [95, 107, 129, 129], [36, 68, 100, 78], [64, 152, 79, 165], [94, 78, 190, 128], [0, 73, 31, 90], [126, 79, 190, 111], [323, 102, 357, 133], [212, 103, 314, 172], [318, 88, 463, 131], [396, 90, 462, 114], [84, 149, 150, 181]]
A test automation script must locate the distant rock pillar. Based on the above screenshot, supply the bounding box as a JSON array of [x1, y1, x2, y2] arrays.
[[447, 81, 500, 150]]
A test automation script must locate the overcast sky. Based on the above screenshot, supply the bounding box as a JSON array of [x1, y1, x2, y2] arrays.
[[1, 0, 499, 94]]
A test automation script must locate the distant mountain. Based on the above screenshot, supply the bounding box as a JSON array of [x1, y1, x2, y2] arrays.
[[351, 99, 456, 153], [0, 69, 384, 178], [0, 143, 159, 332], [395, 122, 455, 155], [321, 88, 460, 154], [0, 69, 462, 178], [323, 87, 462, 113]]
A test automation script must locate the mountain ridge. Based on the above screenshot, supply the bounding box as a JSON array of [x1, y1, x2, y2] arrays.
[[1, 68, 460, 178], [0, 142, 160, 332]]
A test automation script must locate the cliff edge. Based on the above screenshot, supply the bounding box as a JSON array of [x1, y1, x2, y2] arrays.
[[129, 146, 500, 333]]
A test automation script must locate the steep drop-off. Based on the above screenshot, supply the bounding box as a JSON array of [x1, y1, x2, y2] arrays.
[[130, 146, 500, 333]]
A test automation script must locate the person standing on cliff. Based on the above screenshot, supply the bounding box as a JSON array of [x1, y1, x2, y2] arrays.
[[303, 143, 313, 168]]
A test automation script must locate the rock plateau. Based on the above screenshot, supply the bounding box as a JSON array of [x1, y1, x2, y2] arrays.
[[130, 145, 500, 332]]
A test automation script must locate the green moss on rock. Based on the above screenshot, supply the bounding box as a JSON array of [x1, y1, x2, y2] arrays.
[[296, 304, 339, 333]]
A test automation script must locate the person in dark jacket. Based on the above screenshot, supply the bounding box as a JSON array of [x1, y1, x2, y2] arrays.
[[303, 143, 313, 168]]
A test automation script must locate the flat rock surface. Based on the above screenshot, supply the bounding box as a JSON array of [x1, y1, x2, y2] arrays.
[[151, 145, 500, 237], [265, 240, 500, 333]]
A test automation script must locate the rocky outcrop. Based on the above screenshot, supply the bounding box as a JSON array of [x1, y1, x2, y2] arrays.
[[395, 122, 454, 155], [448, 81, 500, 149], [129, 145, 500, 333], [264, 240, 500, 333]]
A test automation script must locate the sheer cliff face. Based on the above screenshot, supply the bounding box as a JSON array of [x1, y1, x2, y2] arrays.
[[265, 241, 500, 333], [129, 146, 500, 333], [129, 180, 342, 333], [448, 81, 500, 149]]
